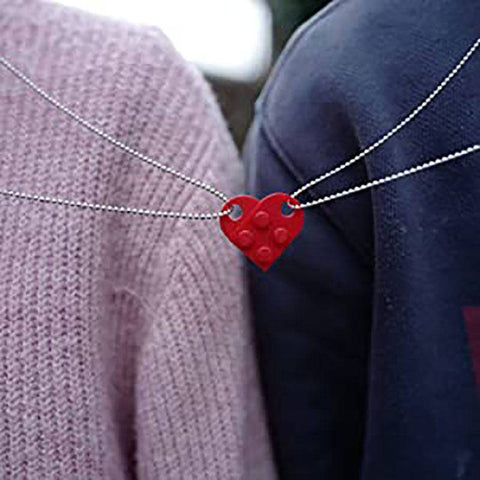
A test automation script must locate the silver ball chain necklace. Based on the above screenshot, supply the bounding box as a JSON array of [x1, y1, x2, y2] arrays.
[[0, 37, 479, 271]]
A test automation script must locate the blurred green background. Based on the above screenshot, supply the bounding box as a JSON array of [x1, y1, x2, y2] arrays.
[[211, 0, 331, 147], [270, 0, 331, 54]]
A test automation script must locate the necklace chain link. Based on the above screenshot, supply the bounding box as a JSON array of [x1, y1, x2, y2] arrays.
[[0, 188, 230, 220], [0, 36, 479, 219], [0, 56, 230, 220], [297, 144, 480, 207], [289, 37, 480, 209]]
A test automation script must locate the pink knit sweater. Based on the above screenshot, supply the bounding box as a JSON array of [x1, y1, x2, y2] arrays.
[[0, 1, 274, 478]]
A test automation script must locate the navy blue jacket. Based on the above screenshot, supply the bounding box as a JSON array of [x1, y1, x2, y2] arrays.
[[244, 1, 480, 478]]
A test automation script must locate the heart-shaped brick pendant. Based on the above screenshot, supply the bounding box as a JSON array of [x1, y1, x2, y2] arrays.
[[220, 193, 304, 271]]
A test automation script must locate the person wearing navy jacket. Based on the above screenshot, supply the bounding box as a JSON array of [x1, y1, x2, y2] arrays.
[[244, 0, 480, 478]]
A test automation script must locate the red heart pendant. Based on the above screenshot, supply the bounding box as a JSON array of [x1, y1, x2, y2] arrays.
[[220, 193, 304, 271]]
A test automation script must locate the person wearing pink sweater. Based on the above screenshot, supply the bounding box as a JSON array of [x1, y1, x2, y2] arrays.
[[0, 1, 274, 478]]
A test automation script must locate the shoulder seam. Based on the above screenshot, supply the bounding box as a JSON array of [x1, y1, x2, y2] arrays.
[[260, 0, 349, 111], [258, 117, 372, 270]]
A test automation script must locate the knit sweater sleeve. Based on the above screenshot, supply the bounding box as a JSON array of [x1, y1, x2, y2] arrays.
[[130, 45, 274, 480], [0, 3, 274, 477], [102, 28, 275, 480]]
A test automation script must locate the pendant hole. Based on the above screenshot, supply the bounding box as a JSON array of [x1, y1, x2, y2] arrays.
[[229, 204, 243, 220], [281, 201, 294, 217]]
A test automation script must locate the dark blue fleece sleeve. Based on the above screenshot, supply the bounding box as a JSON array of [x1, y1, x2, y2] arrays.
[[245, 117, 373, 479], [245, 0, 480, 477]]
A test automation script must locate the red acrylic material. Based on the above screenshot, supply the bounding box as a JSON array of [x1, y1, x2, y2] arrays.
[[220, 193, 304, 271]]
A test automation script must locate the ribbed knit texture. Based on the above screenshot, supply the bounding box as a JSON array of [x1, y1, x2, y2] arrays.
[[0, 1, 275, 478]]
